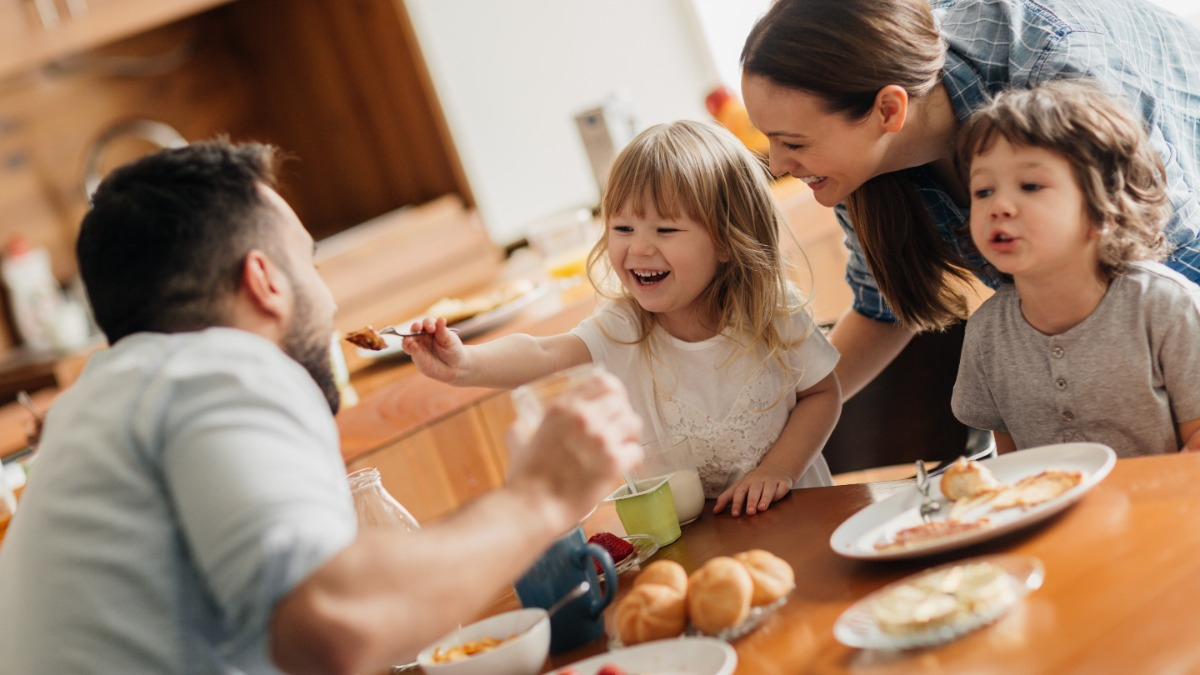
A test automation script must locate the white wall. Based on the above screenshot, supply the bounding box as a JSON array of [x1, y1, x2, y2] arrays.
[[407, 0, 1198, 246], [405, 0, 720, 246]]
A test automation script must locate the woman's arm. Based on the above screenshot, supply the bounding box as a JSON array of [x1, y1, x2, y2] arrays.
[[713, 371, 842, 517], [827, 309, 913, 401]]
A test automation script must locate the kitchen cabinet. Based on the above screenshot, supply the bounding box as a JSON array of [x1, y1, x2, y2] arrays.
[[0, 0, 474, 369], [0, 0, 235, 82]]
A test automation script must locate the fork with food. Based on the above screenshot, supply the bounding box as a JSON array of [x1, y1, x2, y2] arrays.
[[344, 324, 459, 351]]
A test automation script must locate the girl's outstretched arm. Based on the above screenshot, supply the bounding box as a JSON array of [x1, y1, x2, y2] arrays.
[[713, 371, 842, 517], [404, 316, 592, 389]]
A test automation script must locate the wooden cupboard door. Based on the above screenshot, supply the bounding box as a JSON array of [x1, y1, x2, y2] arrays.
[[345, 406, 507, 523], [0, 0, 235, 81]]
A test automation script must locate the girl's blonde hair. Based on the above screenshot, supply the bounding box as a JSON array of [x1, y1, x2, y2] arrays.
[[956, 79, 1169, 276], [586, 120, 806, 374], [741, 0, 974, 332]]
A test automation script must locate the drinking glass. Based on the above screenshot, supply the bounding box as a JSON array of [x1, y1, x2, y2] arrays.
[[510, 363, 605, 440]]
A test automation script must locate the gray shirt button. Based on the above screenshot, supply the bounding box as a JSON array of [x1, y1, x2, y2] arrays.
[[1052, 346, 1065, 358], [1062, 410, 1075, 422], [1056, 378, 1067, 389]]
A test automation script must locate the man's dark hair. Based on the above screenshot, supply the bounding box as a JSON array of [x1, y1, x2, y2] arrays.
[[77, 140, 283, 343]]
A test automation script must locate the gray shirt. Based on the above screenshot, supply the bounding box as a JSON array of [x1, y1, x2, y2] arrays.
[[0, 328, 356, 673], [953, 262, 1200, 456]]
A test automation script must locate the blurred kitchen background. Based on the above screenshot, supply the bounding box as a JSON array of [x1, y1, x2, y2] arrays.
[[0, 0, 1195, 403]]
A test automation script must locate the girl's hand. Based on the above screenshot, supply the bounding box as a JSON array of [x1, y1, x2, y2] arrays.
[[401, 317, 468, 383], [712, 465, 793, 517]]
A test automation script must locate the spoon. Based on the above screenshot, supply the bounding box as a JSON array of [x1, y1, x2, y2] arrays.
[[545, 580, 590, 619]]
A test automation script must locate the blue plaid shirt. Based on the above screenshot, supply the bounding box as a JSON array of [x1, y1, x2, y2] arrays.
[[840, 0, 1200, 323]]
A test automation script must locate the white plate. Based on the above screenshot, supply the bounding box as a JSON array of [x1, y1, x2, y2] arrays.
[[357, 282, 549, 360], [834, 554, 1044, 650], [829, 442, 1116, 560], [550, 637, 736, 675]]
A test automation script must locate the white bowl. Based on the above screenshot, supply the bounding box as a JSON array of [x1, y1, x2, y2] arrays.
[[417, 608, 550, 675]]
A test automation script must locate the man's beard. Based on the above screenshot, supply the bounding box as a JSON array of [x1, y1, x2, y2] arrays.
[[282, 287, 340, 415]]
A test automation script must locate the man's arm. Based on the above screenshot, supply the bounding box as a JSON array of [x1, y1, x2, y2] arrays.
[[270, 372, 642, 675], [827, 309, 914, 401]]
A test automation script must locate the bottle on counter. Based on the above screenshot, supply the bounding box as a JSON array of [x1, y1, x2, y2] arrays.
[[0, 236, 91, 353], [347, 467, 420, 532], [1, 236, 63, 352], [705, 85, 770, 157]]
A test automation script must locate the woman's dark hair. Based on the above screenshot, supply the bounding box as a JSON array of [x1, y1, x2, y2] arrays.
[[77, 140, 283, 343], [742, 0, 974, 330]]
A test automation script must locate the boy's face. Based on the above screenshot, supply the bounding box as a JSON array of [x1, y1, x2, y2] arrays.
[[968, 138, 1099, 283]]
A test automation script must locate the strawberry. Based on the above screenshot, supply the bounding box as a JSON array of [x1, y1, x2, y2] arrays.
[[588, 532, 635, 565], [597, 665, 628, 675]]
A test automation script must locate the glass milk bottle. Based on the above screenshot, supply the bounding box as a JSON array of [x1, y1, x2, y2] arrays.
[[347, 467, 420, 532]]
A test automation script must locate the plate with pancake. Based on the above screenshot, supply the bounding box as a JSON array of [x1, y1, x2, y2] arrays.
[[834, 553, 1044, 650], [829, 442, 1116, 560], [354, 280, 548, 360]]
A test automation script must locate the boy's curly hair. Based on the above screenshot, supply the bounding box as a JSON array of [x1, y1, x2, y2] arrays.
[[956, 78, 1169, 278]]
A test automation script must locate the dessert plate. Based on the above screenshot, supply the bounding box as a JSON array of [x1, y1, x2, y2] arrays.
[[830, 442, 1116, 560], [834, 554, 1044, 650], [598, 534, 659, 583], [551, 636, 736, 675]]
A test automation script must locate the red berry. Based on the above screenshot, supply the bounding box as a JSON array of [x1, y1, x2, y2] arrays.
[[588, 532, 635, 562], [597, 665, 628, 675]]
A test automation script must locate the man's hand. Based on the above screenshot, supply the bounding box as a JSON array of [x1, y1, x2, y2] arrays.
[[507, 371, 643, 528], [713, 465, 793, 517]]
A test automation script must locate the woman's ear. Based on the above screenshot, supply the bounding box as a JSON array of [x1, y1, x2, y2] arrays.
[[240, 249, 291, 320], [876, 85, 910, 133]]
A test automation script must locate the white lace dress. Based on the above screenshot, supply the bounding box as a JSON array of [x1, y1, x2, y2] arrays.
[[571, 299, 840, 497]]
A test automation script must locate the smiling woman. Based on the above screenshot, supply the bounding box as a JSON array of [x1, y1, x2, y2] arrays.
[[739, 0, 1200, 405]]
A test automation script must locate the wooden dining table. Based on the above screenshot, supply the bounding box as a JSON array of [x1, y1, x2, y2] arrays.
[[520, 452, 1200, 674]]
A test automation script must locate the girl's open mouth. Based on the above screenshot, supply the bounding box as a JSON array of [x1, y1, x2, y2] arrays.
[[632, 270, 670, 285]]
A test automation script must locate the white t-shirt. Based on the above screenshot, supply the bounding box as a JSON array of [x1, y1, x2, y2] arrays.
[[572, 299, 840, 496], [0, 328, 355, 674]]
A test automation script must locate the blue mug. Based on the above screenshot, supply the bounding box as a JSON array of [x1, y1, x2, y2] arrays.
[[514, 525, 617, 653]]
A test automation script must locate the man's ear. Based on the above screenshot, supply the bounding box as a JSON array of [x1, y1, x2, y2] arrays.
[[876, 85, 909, 133], [240, 249, 290, 320]]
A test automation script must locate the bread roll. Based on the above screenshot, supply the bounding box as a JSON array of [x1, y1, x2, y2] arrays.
[[633, 560, 689, 596], [614, 583, 687, 645], [940, 457, 1000, 501], [687, 557, 753, 635], [733, 549, 795, 606]]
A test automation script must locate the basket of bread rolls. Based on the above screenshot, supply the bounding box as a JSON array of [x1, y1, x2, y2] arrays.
[[613, 549, 795, 646]]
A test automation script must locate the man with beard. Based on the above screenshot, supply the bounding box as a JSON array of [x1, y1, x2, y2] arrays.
[[0, 141, 644, 674]]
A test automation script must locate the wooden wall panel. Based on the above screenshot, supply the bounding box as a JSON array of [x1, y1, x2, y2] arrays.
[[0, 12, 263, 350], [346, 404, 506, 524], [229, 0, 471, 241]]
